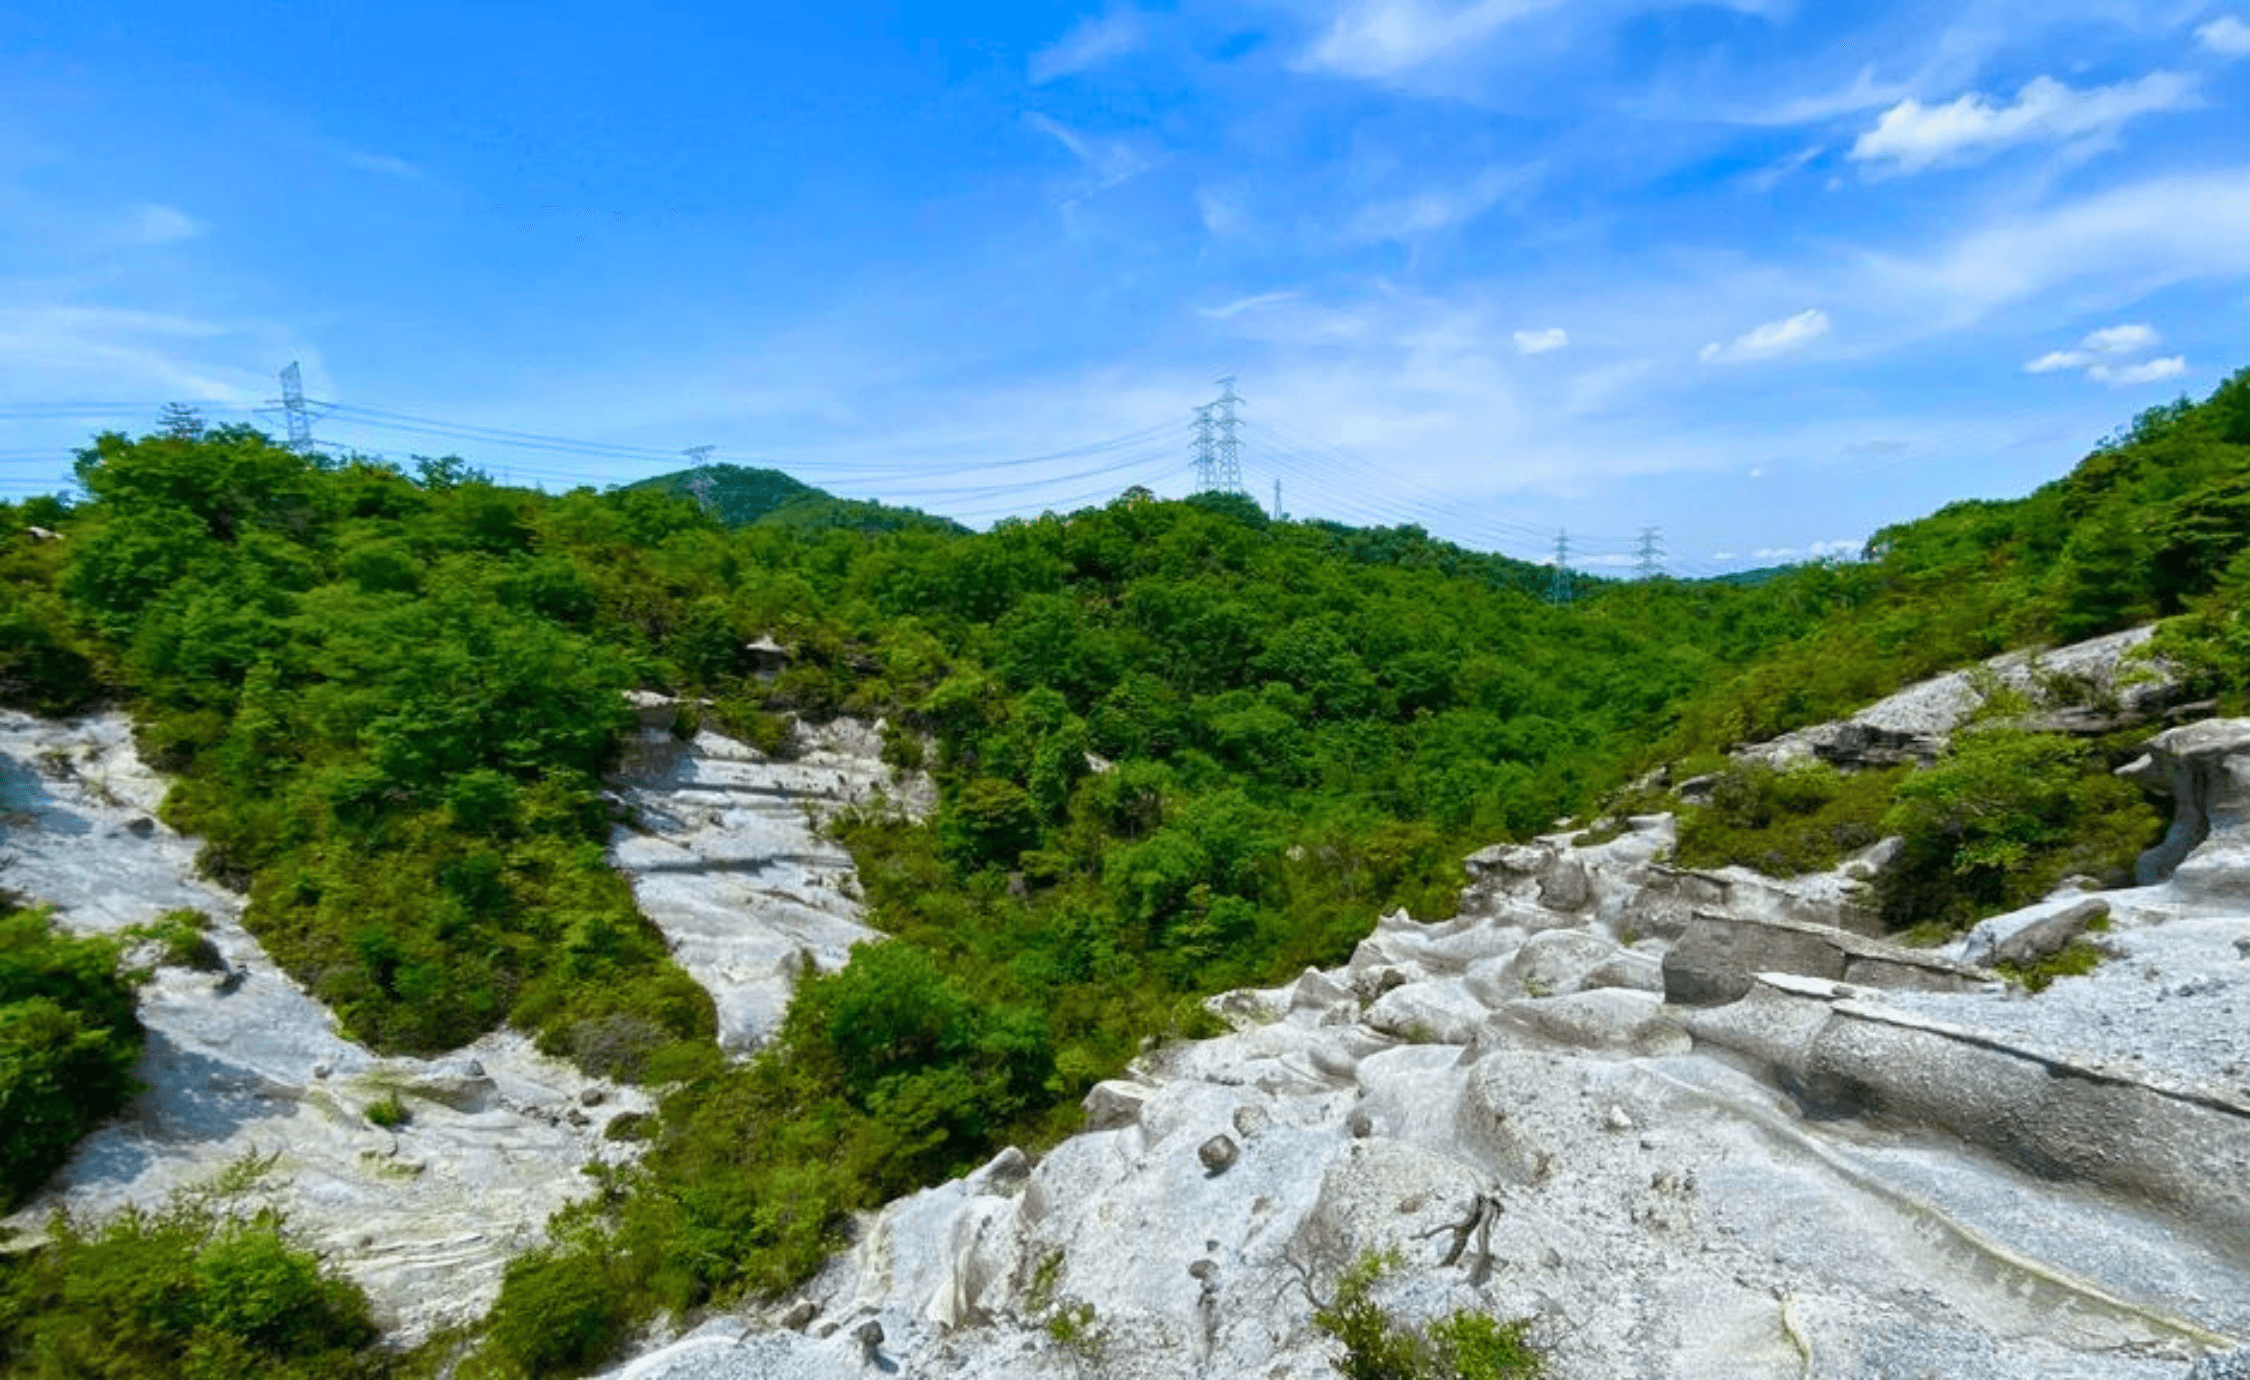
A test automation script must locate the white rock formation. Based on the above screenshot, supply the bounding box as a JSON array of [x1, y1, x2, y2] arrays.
[[0, 710, 653, 1343], [614, 727, 2250, 1380], [607, 702, 930, 1054], [1735, 625, 2175, 769]]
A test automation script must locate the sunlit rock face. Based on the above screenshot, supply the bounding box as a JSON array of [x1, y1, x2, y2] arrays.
[[615, 726, 2250, 1380], [605, 701, 932, 1054], [0, 710, 653, 1344]]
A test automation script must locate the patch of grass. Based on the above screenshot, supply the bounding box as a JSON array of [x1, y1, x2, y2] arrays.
[[365, 1090, 410, 1130], [1993, 937, 2108, 993], [1314, 1248, 1544, 1380]]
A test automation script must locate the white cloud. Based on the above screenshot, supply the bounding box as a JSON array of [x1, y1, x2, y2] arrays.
[[1699, 308, 1831, 365], [1300, 0, 1563, 81], [125, 204, 200, 244], [2089, 355, 2187, 385], [1031, 6, 1145, 84], [2080, 322, 2158, 355], [2024, 322, 2159, 373], [1850, 71, 2198, 174], [1513, 327, 1568, 355], [2200, 15, 2250, 57]]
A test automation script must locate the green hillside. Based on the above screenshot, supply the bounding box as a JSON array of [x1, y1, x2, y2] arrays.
[[626, 462, 965, 536], [0, 368, 2245, 1375]]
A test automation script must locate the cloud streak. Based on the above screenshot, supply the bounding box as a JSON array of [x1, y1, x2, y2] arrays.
[[1700, 308, 1830, 365], [1512, 327, 1568, 355], [1030, 6, 1146, 83], [1850, 72, 2197, 174], [1299, 0, 1563, 81]]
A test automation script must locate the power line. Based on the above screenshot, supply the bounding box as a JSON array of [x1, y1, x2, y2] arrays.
[[1548, 530, 1573, 605]]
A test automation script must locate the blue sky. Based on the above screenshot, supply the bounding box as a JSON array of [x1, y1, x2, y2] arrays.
[[3, 1, 2247, 574]]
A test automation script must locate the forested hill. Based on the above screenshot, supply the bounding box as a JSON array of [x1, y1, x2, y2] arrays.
[[625, 461, 965, 536], [0, 367, 2246, 1376]]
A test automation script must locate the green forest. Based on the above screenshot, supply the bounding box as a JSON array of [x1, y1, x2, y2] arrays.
[[0, 367, 2246, 1374]]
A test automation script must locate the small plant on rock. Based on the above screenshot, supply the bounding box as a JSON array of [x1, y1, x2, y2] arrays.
[[1314, 1248, 1544, 1380]]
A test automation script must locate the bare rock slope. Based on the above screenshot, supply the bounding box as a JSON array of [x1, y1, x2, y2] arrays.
[[617, 718, 2250, 1379], [0, 706, 924, 1342]]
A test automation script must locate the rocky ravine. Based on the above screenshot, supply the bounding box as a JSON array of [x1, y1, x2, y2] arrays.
[[616, 719, 2250, 1380], [0, 706, 924, 1342]]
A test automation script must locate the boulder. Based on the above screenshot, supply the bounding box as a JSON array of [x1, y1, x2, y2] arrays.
[[1963, 898, 2110, 968], [1663, 911, 1988, 1008], [1082, 1080, 1151, 1132], [1505, 928, 1622, 997]]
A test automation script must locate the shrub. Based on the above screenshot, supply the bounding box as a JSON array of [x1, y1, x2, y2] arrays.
[[0, 1197, 385, 1379], [0, 907, 144, 1210], [1875, 728, 2163, 934], [1314, 1249, 1543, 1380]]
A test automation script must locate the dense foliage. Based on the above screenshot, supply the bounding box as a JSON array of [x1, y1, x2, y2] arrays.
[[0, 1187, 387, 1379], [0, 904, 142, 1211]]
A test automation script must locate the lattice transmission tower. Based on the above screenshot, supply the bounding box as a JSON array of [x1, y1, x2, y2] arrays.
[[1636, 526, 1665, 580], [1548, 530, 1574, 605], [257, 361, 331, 453], [1210, 377, 1244, 494]]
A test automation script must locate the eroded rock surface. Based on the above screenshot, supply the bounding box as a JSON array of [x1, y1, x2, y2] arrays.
[[606, 701, 931, 1053], [1735, 626, 2177, 770], [0, 711, 652, 1342], [616, 729, 2250, 1380]]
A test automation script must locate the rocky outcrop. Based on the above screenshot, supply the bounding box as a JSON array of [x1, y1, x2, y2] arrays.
[[2121, 718, 2250, 895], [1735, 626, 2179, 769], [1663, 910, 1991, 1007], [606, 703, 931, 1053], [0, 712, 651, 1343], [616, 756, 2250, 1380]]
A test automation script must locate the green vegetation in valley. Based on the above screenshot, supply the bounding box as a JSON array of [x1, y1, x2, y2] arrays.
[[0, 903, 143, 1211], [0, 368, 2244, 1372]]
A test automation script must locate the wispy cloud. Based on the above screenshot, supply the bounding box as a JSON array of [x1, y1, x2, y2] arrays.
[[0, 304, 273, 404], [1199, 291, 1301, 320], [1346, 164, 1535, 243], [1299, 0, 1562, 81], [1700, 308, 1830, 365], [1031, 6, 1146, 83], [2200, 15, 2250, 57], [344, 150, 421, 179], [2089, 355, 2186, 385], [1023, 112, 1153, 198], [1850, 72, 2198, 174], [1891, 168, 2250, 320], [1512, 326, 1568, 355], [2023, 323, 2183, 385], [124, 204, 200, 244]]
